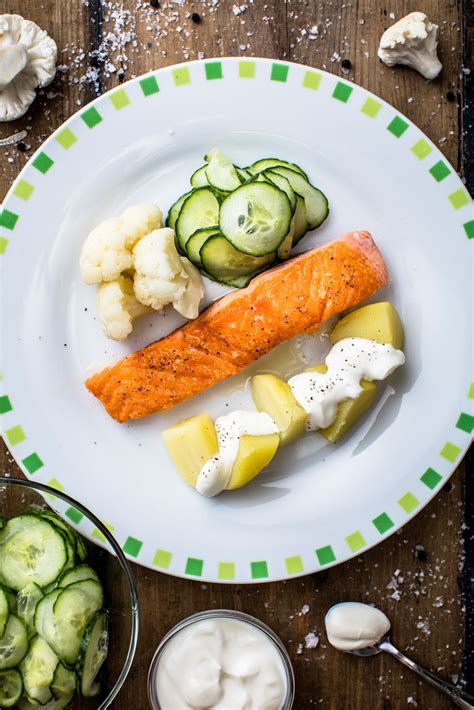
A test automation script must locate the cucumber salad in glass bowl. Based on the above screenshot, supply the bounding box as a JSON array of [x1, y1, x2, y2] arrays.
[[0, 477, 138, 709]]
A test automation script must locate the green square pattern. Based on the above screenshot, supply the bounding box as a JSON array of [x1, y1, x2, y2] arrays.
[[420, 467, 442, 489], [346, 531, 366, 551], [65, 506, 84, 524], [172, 67, 190, 86], [0, 210, 18, 230], [387, 116, 409, 137], [440, 441, 462, 463], [109, 90, 130, 110], [361, 97, 382, 118], [332, 82, 353, 103], [92, 521, 114, 542], [372, 512, 394, 534], [46, 478, 64, 492], [185, 557, 203, 576], [239, 61, 255, 78], [456, 412, 473, 434], [153, 549, 172, 569], [123, 536, 143, 557], [13, 180, 34, 201], [205, 62, 222, 80], [316, 545, 336, 565], [469, 383, 474, 399], [285, 556, 304, 575], [140, 76, 160, 96], [271, 63, 289, 82], [429, 160, 451, 182], [0, 395, 13, 413], [464, 221, 474, 239], [251, 561, 268, 579], [0, 238, 8, 254], [449, 189, 470, 210], [32, 152, 54, 174], [22, 453, 43, 474], [56, 128, 77, 149], [5, 425, 26, 446], [302, 70, 321, 90], [411, 139, 432, 160], [218, 562, 235, 580], [81, 107, 103, 128], [398, 492, 419, 513]]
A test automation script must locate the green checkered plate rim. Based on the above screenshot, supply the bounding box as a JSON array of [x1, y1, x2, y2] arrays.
[[0, 58, 472, 583]]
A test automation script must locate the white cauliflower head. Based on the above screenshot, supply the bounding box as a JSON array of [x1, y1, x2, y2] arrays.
[[133, 228, 203, 317], [378, 12, 442, 81], [0, 14, 57, 121], [96, 276, 151, 341], [80, 203, 162, 285]]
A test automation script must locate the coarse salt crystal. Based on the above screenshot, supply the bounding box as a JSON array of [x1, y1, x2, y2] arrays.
[[305, 632, 319, 649]]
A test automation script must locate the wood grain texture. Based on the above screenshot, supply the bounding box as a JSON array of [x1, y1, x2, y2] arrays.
[[0, 1, 469, 708]]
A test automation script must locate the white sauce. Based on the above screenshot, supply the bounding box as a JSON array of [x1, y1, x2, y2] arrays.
[[288, 337, 405, 430], [196, 410, 278, 497], [154, 617, 288, 710], [325, 602, 391, 651]]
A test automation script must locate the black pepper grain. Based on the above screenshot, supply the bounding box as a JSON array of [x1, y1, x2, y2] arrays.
[[150, 0, 160, 7], [16, 142, 27, 152], [191, 12, 201, 23], [341, 58, 352, 72], [446, 91, 456, 102]]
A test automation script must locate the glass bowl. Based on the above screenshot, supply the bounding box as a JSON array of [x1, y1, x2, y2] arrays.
[[0, 476, 139, 709], [148, 609, 295, 709]]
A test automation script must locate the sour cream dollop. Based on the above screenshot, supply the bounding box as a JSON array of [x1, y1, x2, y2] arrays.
[[196, 410, 278, 497], [325, 602, 391, 651], [288, 337, 405, 430], [153, 617, 288, 710]]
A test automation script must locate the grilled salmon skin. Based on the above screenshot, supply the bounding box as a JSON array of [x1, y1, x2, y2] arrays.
[[86, 231, 388, 422]]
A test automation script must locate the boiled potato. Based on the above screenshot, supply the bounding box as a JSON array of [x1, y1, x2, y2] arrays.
[[330, 302, 404, 349], [162, 413, 218, 487], [252, 374, 307, 445], [227, 433, 280, 490], [307, 364, 377, 443]]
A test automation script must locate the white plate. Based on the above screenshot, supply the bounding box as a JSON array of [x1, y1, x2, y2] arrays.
[[1, 58, 472, 583]]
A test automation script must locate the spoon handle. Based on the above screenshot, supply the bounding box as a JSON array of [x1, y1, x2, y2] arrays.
[[380, 640, 474, 709]]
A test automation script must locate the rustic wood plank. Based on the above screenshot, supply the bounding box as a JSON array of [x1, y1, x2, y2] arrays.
[[0, 1, 469, 708]]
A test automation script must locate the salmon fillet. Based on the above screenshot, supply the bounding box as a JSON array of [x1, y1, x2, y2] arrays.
[[86, 231, 388, 422]]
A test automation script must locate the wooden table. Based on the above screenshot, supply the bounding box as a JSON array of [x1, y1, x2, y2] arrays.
[[1, 1, 472, 708]]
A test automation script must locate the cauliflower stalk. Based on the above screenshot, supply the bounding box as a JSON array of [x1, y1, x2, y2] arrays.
[[97, 276, 151, 341], [0, 14, 57, 121], [378, 12, 442, 81], [133, 228, 204, 320], [80, 204, 204, 340]]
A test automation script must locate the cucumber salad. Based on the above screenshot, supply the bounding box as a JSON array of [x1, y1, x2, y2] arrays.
[[167, 149, 329, 287], [0, 510, 108, 708]]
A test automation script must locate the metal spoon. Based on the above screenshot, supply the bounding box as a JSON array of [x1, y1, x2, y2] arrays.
[[350, 636, 474, 709]]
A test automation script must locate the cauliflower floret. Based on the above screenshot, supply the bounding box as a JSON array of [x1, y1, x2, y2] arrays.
[[80, 203, 162, 285], [378, 12, 442, 80], [133, 228, 204, 316], [96, 276, 151, 341]]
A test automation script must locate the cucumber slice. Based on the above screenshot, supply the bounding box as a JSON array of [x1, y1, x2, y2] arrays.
[[268, 167, 329, 229], [76, 610, 109, 698], [246, 158, 308, 180], [17, 692, 75, 709], [0, 516, 68, 591], [0, 668, 22, 707], [190, 165, 209, 187], [0, 586, 17, 615], [186, 227, 220, 267], [50, 663, 75, 699], [166, 190, 192, 230], [58, 565, 99, 588], [19, 636, 58, 705], [0, 517, 5, 530], [200, 235, 275, 286], [204, 148, 241, 192], [236, 167, 251, 182], [75, 536, 87, 563], [0, 588, 9, 638], [292, 195, 309, 244], [34, 590, 61, 643], [0, 615, 28, 669], [46, 580, 104, 665], [28, 511, 77, 575], [17, 583, 44, 637], [277, 217, 295, 260], [263, 170, 297, 212], [175, 187, 221, 254], [219, 182, 292, 256]]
